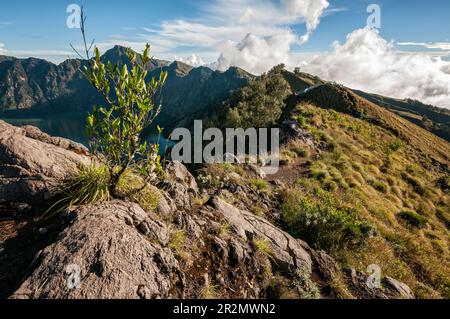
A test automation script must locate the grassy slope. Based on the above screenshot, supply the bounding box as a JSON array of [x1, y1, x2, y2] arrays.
[[201, 69, 450, 298], [281, 101, 449, 298]]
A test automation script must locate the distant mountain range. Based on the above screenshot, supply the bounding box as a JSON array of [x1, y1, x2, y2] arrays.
[[0, 46, 252, 130], [0, 45, 449, 141]]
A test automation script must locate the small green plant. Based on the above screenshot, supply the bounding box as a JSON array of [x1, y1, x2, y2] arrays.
[[398, 210, 428, 228], [250, 179, 269, 193], [253, 238, 273, 256], [293, 267, 321, 299], [296, 115, 307, 128], [169, 230, 186, 251], [43, 164, 110, 217], [386, 139, 404, 154]]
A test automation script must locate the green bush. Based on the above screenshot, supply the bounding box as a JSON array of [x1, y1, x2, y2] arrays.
[[281, 190, 376, 251], [398, 210, 428, 228]]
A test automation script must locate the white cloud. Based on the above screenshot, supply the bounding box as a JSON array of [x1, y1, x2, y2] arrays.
[[141, 0, 330, 74], [303, 28, 450, 108], [217, 31, 296, 74], [281, 0, 329, 43], [0, 42, 5, 55], [397, 41, 450, 51], [175, 54, 206, 67]]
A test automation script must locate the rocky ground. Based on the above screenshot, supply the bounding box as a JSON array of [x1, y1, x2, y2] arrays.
[[0, 120, 414, 299]]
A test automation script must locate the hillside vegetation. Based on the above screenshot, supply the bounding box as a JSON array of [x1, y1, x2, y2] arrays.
[[200, 66, 450, 298]]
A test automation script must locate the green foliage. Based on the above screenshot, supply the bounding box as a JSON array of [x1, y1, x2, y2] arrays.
[[253, 238, 273, 256], [296, 115, 307, 128], [398, 210, 428, 228], [84, 44, 167, 195], [281, 189, 376, 251], [250, 178, 269, 192], [220, 65, 291, 128], [169, 230, 187, 251], [293, 267, 321, 299], [386, 139, 404, 154]]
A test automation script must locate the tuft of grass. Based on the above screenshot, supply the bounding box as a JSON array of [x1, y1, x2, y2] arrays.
[[398, 210, 428, 228], [43, 164, 110, 218], [253, 238, 273, 256], [250, 178, 269, 193], [169, 230, 186, 251], [116, 169, 162, 212], [296, 115, 307, 128], [202, 282, 219, 299]]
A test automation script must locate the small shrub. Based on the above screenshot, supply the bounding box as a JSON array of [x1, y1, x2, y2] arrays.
[[293, 267, 321, 299], [281, 189, 376, 251], [398, 210, 428, 228], [387, 139, 404, 154]]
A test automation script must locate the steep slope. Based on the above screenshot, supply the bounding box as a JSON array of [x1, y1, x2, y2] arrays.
[[354, 90, 450, 142], [201, 67, 450, 298], [298, 83, 450, 167]]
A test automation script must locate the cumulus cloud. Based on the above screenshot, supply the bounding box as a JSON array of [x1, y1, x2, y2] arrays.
[[303, 28, 450, 108], [142, 0, 330, 74], [175, 54, 206, 67], [282, 0, 329, 43], [0, 42, 5, 55], [217, 31, 296, 74]]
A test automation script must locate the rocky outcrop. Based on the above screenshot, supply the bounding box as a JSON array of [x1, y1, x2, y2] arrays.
[[11, 201, 183, 299], [207, 197, 312, 273], [343, 268, 415, 299], [0, 120, 90, 206]]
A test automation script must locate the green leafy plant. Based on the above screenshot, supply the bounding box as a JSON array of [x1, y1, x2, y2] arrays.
[[73, 8, 167, 198], [85, 46, 167, 196]]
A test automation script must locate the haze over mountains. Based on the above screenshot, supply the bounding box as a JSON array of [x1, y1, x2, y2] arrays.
[[0, 45, 449, 141]]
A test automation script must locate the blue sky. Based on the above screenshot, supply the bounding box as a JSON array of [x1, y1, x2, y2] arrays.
[[0, 0, 449, 63], [1, 0, 450, 107]]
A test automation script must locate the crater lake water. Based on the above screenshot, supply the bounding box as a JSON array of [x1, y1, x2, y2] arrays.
[[1, 113, 174, 153]]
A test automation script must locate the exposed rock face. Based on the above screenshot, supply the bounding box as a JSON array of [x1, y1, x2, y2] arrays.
[[207, 197, 312, 273], [11, 201, 183, 299], [343, 268, 415, 299], [0, 120, 90, 206]]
